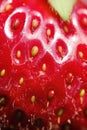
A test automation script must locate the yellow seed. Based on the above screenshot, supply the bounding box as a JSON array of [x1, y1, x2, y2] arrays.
[[32, 19, 39, 29], [57, 108, 64, 116], [78, 51, 83, 59], [31, 46, 39, 57], [58, 46, 63, 55], [46, 29, 51, 36], [64, 26, 68, 33], [19, 77, 24, 85], [42, 63, 46, 71], [80, 89, 85, 97], [5, 4, 12, 12], [16, 50, 21, 59], [31, 96, 35, 103], [0, 69, 6, 77]]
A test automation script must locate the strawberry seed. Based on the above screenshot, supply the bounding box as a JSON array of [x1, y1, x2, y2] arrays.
[[31, 46, 39, 57], [80, 89, 85, 97], [0, 69, 6, 77], [42, 63, 47, 72], [12, 19, 20, 31], [19, 77, 24, 85], [31, 95, 36, 103], [4, 4, 12, 12], [16, 50, 21, 59], [57, 108, 64, 117], [31, 19, 39, 31]]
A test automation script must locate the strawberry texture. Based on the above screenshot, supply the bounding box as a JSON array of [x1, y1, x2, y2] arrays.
[[0, 0, 87, 130]]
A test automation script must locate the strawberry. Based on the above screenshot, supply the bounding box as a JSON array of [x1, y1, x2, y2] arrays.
[[0, 0, 87, 129]]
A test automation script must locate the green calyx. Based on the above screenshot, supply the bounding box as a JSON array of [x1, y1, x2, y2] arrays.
[[48, 0, 76, 21]]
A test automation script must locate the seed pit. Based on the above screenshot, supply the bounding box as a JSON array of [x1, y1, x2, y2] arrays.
[[12, 19, 20, 31], [30, 16, 40, 32], [12, 43, 26, 65], [65, 73, 74, 85], [27, 39, 44, 62], [48, 90, 55, 100], [83, 108, 87, 117], [10, 12, 25, 34], [56, 39, 68, 59], [78, 14, 87, 30], [34, 118, 45, 128], [61, 122, 72, 130], [60, 21, 75, 35], [13, 109, 26, 122], [0, 95, 8, 108], [77, 44, 87, 63]]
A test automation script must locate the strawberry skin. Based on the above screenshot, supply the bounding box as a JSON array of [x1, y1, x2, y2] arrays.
[[0, 0, 87, 130]]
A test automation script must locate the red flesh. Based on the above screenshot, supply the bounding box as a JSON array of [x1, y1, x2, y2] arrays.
[[0, 0, 87, 130]]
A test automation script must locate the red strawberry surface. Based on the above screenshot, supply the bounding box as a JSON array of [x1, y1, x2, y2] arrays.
[[0, 0, 87, 129]]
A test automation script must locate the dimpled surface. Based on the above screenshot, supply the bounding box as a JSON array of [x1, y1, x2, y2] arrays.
[[0, 0, 87, 130]]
